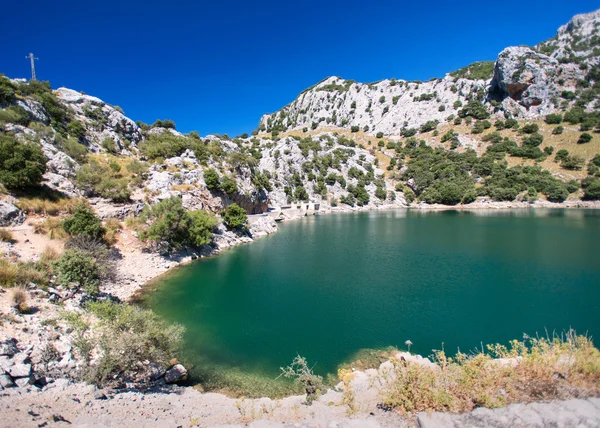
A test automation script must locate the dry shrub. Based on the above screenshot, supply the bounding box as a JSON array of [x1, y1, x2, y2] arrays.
[[17, 197, 87, 216], [11, 287, 28, 313], [0, 258, 48, 288], [378, 331, 600, 414], [0, 259, 19, 285], [34, 217, 68, 240], [124, 215, 145, 233], [102, 218, 122, 245], [0, 229, 14, 242], [40, 246, 60, 263]]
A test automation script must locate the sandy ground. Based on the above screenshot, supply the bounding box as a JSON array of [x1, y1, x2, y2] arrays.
[[1, 219, 64, 261]]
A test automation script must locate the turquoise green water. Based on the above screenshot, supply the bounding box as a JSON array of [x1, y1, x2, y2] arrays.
[[144, 209, 600, 390]]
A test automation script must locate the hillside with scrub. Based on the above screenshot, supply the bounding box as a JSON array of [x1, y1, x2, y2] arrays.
[[0, 7, 598, 428]]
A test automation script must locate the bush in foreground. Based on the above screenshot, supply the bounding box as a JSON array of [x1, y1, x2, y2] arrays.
[[54, 248, 101, 295], [65, 300, 184, 387], [378, 332, 600, 414]]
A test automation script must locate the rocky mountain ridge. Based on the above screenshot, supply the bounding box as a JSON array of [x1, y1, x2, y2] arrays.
[[259, 9, 600, 137]]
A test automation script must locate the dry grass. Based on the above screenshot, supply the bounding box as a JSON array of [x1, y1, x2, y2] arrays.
[[377, 331, 600, 415], [16, 197, 87, 215], [10, 287, 28, 313], [124, 215, 145, 233], [103, 218, 122, 245], [0, 258, 49, 288], [0, 228, 14, 243], [40, 246, 60, 263], [171, 183, 196, 192], [33, 217, 68, 240]]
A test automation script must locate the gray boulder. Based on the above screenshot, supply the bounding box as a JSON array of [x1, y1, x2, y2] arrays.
[[0, 202, 24, 227], [0, 338, 18, 357], [164, 364, 187, 383], [8, 363, 31, 378]]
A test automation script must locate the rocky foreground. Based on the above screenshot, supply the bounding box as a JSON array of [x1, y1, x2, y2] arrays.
[[0, 368, 598, 427]]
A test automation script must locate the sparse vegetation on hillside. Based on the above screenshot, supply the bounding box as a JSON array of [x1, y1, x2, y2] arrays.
[[449, 61, 495, 81]]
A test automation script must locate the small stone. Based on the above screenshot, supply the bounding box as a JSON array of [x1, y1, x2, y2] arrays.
[[94, 389, 107, 400], [33, 375, 47, 388], [0, 338, 18, 357], [0, 374, 14, 388], [14, 377, 31, 388]]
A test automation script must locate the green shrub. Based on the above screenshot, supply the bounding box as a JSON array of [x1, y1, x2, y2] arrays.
[[521, 123, 539, 134], [55, 248, 101, 295], [95, 177, 130, 202], [522, 133, 544, 147], [350, 125, 359, 133], [545, 114, 563, 124], [139, 133, 190, 160], [583, 178, 600, 200], [101, 138, 117, 153], [578, 133, 593, 144], [203, 168, 220, 191], [140, 197, 191, 249], [62, 204, 106, 239], [555, 149, 569, 162], [449, 61, 495, 80], [61, 138, 88, 162], [0, 134, 46, 188], [544, 146, 554, 155], [376, 132, 384, 139], [188, 210, 218, 246], [294, 186, 308, 201], [67, 120, 86, 138], [0, 106, 30, 126], [546, 182, 569, 202], [458, 100, 490, 119], [220, 176, 238, 195], [139, 197, 216, 249], [419, 120, 438, 133], [552, 126, 564, 135], [564, 107, 585, 124], [0, 76, 16, 103], [222, 203, 248, 230], [81, 300, 184, 387], [152, 119, 176, 129], [561, 155, 585, 170]]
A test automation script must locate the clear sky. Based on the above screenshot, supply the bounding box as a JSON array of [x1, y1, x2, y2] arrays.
[[2, 1, 598, 136]]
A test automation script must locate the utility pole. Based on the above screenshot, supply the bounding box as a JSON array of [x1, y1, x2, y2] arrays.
[[26, 53, 38, 81]]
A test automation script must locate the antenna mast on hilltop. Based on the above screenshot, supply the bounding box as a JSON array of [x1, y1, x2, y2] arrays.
[[26, 53, 38, 80]]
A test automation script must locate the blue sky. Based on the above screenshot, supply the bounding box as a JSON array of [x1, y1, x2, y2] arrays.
[[1, 1, 598, 136]]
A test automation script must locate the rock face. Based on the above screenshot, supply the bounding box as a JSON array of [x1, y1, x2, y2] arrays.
[[259, 9, 600, 137], [259, 75, 486, 137], [55, 88, 143, 152], [490, 46, 560, 112]]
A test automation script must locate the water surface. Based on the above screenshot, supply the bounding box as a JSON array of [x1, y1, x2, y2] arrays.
[[144, 209, 600, 389]]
